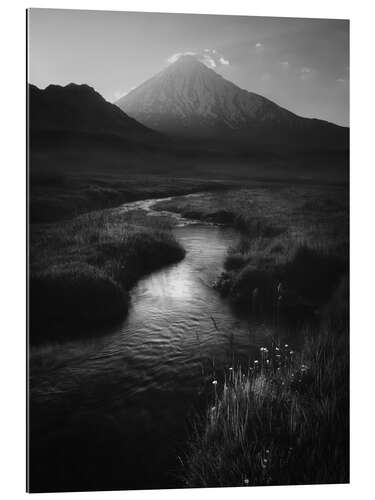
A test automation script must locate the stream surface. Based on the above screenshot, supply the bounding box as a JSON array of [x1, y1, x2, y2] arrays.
[[30, 195, 275, 492]]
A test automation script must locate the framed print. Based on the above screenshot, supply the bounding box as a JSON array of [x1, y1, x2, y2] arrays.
[[27, 8, 349, 493]]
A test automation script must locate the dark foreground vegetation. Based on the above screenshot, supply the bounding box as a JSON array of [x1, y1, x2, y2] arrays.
[[183, 277, 349, 486], [155, 183, 349, 487], [30, 209, 184, 343], [28, 141, 349, 489]]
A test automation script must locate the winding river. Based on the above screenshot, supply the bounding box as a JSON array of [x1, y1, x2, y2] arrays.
[[30, 195, 275, 491]]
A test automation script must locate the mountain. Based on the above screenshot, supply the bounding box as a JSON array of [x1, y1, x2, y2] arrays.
[[29, 83, 159, 150], [116, 55, 348, 150]]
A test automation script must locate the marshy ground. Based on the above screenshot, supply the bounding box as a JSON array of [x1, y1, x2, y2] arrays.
[[28, 164, 349, 491], [155, 184, 348, 313], [155, 183, 349, 487]]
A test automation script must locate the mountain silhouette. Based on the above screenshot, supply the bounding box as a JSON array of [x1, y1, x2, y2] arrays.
[[29, 83, 159, 150]]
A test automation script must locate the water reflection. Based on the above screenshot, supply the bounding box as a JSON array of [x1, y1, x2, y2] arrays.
[[30, 199, 276, 490]]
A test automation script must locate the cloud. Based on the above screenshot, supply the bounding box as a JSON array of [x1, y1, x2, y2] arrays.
[[219, 56, 229, 65], [166, 49, 229, 68], [254, 42, 264, 53], [167, 51, 196, 64], [202, 53, 216, 68], [300, 67, 313, 80]]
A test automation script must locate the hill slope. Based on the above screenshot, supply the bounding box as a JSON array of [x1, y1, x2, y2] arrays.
[[116, 55, 348, 150], [29, 83, 159, 150]]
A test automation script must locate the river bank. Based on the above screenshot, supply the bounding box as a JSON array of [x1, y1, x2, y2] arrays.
[[155, 185, 348, 320], [183, 279, 349, 487], [153, 186, 349, 487], [29, 206, 185, 344], [28, 198, 251, 492]]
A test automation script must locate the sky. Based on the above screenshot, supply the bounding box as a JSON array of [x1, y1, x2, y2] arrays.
[[28, 9, 349, 126]]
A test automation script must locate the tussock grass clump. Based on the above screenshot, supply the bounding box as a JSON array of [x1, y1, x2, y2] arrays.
[[157, 186, 348, 319], [183, 280, 349, 487], [175, 185, 348, 487], [224, 244, 347, 313], [30, 264, 127, 343], [30, 209, 185, 343], [155, 191, 284, 238]]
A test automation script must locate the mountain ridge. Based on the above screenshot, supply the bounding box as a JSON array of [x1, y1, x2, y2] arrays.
[[29, 83, 161, 150], [116, 55, 348, 150]]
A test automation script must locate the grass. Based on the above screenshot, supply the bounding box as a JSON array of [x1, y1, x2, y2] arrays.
[[30, 208, 185, 343], [182, 276, 349, 487], [29, 146, 348, 225], [156, 185, 348, 320], [221, 244, 347, 323], [29, 167, 230, 224], [28, 153, 349, 487], [156, 184, 349, 487]]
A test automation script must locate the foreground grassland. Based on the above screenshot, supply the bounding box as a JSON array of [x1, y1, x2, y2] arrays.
[[156, 184, 349, 486], [29, 172, 349, 486], [30, 209, 185, 343], [183, 280, 349, 486]]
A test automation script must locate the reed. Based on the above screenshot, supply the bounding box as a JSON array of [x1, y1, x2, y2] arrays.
[[182, 278, 349, 487]]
